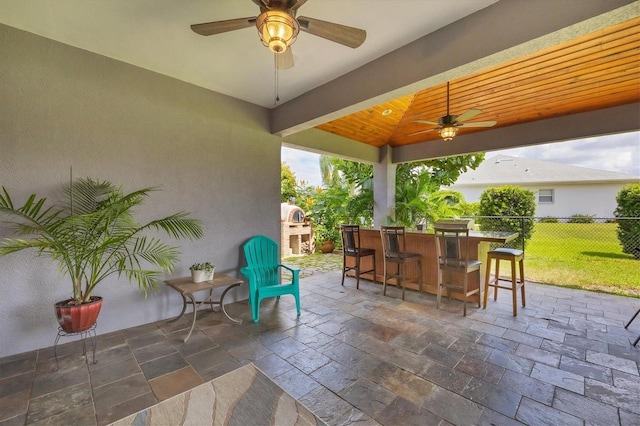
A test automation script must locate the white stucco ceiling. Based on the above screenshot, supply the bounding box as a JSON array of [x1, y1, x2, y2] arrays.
[[0, 0, 498, 108]]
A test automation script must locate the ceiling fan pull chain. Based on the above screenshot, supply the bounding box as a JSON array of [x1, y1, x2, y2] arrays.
[[274, 55, 280, 105]]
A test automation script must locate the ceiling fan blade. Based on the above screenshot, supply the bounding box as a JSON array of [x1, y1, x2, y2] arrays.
[[251, 0, 269, 8], [454, 108, 482, 123], [414, 120, 439, 126], [276, 48, 294, 70], [191, 18, 256, 36], [460, 121, 497, 128], [298, 16, 366, 48], [408, 128, 436, 136]]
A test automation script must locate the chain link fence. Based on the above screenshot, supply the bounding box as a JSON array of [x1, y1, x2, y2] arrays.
[[465, 216, 640, 293]]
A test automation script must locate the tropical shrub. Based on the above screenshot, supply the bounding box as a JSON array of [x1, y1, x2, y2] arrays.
[[477, 185, 536, 249], [614, 183, 640, 259], [568, 214, 595, 224]]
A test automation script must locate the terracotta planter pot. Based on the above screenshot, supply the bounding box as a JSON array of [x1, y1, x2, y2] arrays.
[[55, 296, 103, 333], [319, 241, 335, 253]]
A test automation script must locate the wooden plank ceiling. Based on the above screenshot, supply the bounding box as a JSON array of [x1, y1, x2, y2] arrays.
[[316, 17, 640, 148]]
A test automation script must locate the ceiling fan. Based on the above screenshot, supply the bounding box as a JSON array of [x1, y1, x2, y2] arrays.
[[412, 82, 497, 141], [190, 0, 367, 70]]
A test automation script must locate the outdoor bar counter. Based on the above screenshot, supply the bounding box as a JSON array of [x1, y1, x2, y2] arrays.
[[349, 228, 518, 303]]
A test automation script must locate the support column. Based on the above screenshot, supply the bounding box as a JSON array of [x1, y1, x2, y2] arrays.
[[373, 145, 396, 228]]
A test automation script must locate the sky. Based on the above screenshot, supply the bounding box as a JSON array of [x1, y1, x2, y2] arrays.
[[282, 131, 640, 187]]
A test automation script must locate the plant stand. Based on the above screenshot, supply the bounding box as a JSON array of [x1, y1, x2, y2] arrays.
[[53, 323, 97, 371]]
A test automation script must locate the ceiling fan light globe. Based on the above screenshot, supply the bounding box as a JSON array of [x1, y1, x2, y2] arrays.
[[439, 126, 458, 141], [257, 11, 299, 54]]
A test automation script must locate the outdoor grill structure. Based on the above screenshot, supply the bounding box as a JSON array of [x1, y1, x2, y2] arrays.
[[280, 201, 313, 257]]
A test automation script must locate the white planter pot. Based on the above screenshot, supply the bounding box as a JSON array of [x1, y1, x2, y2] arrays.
[[191, 269, 214, 283]]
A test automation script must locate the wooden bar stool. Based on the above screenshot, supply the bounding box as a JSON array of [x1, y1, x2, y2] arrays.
[[483, 248, 525, 316]]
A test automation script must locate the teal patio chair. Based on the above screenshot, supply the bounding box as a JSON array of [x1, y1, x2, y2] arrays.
[[241, 235, 301, 323]]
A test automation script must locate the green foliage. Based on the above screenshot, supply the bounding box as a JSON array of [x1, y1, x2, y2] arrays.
[[0, 177, 203, 302], [281, 162, 298, 203], [477, 185, 536, 249], [568, 214, 595, 224], [538, 216, 559, 223], [190, 262, 214, 272], [615, 183, 640, 259], [393, 154, 484, 227]]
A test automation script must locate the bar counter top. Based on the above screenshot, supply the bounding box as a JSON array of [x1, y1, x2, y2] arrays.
[[348, 228, 517, 302]]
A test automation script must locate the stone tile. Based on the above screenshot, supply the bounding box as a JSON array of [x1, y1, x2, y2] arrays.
[[252, 353, 294, 379], [26, 382, 93, 424], [420, 343, 464, 368], [455, 355, 505, 385], [515, 397, 582, 426], [92, 372, 152, 416], [448, 339, 492, 361], [540, 339, 586, 361], [514, 343, 561, 367], [419, 361, 471, 393], [0, 352, 36, 380], [198, 359, 242, 382], [379, 367, 435, 407], [29, 403, 96, 426], [147, 366, 203, 401], [315, 320, 349, 336], [298, 385, 353, 425], [139, 352, 188, 380], [621, 409, 640, 426], [608, 343, 640, 364], [88, 354, 141, 389], [559, 355, 613, 384], [96, 391, 157, 425], [2, 414, 26, 425], [323, 342, 370, 369], [132, 340, 177, 364], [462, 377, 521, 417], [563, 334, 609, 354], [125, 328, 167, 350], [553, 387, 619, 425], [332, 407, 379, 426], [524, 324, 565, 342], [530, 362, 584, 394], [185, 346, 235, 375], [502, 329, 543, 347], [585, 350, 639, 375], [288, 347, 332, 375], [421, 386, 484, 426], [498, 369, 555, 406], [31, 364, 89, 398], [226, 339, 273, 363], [613, 369, 640, 391], [477, 334, 519, 354], [487, 349, 534, 375], [478, 408, 524, 426], [272, 367, 321, 400], [0, 389, 30, 423], [0, 371, 32, 399], [167, 330, 219, 357], [266, 336, 309, 359], [376, 396, 444, 426], [310, 360, 359, 393], [339, 378, 396, 419], [585, 377, 640, 415]]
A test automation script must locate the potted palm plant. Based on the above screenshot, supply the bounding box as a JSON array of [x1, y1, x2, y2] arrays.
[[0, 175, 203, 333]]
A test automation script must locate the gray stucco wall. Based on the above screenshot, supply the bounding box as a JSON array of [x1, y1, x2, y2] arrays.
[[0, 24, 281, 357]]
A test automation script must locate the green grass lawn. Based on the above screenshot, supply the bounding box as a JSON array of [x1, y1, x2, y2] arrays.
[[525, 223, 640, 297]]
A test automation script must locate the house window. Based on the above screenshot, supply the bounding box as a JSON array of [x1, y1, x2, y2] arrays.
[[539, 189, 554, 203]]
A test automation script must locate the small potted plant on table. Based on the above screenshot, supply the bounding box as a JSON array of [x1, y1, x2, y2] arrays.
[[190, 262, 215, 283]]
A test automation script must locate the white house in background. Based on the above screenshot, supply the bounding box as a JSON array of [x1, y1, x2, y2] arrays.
[[449, 155, 640, 218]]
